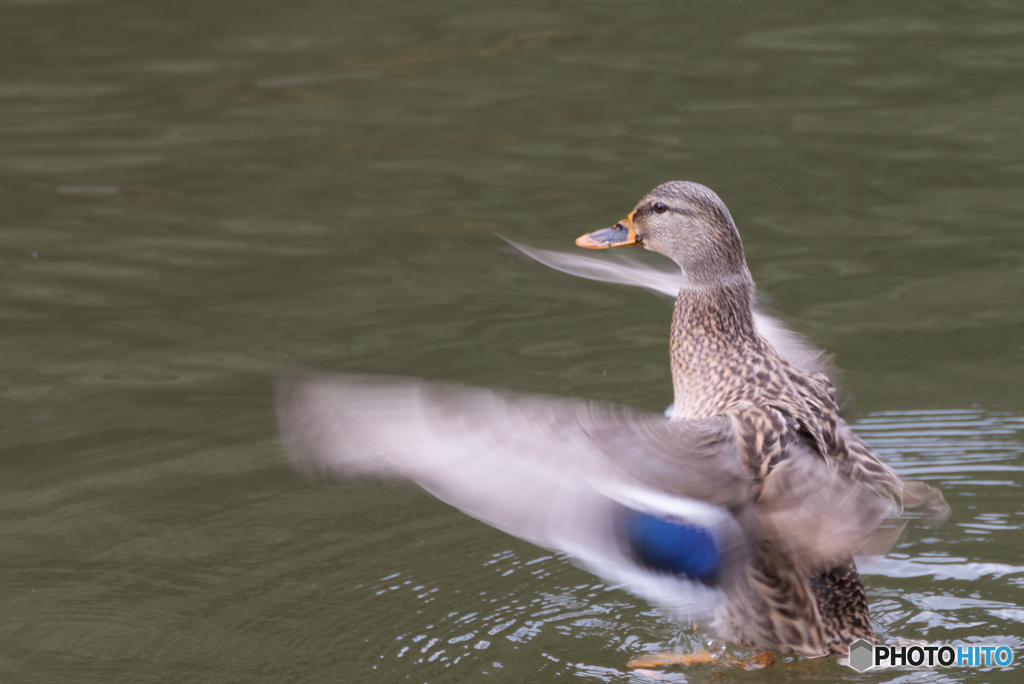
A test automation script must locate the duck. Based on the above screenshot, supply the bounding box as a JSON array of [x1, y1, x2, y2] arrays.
[[276, 181, 949, 664]]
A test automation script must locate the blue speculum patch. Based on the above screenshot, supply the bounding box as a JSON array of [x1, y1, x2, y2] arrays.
[[624, 510, 721, 584]]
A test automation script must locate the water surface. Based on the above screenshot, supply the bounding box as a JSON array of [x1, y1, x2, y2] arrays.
[[2, 1, 1023, 682]]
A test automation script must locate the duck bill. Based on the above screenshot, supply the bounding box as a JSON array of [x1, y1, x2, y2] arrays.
[[576, 211, 640, 249]]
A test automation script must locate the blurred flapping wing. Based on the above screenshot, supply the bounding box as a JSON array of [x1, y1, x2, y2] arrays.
[[277, 374, 894, 614], [505, 239, 838, 382]]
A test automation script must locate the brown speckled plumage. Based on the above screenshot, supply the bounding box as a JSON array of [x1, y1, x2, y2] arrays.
[[624, 181, 936, 656]]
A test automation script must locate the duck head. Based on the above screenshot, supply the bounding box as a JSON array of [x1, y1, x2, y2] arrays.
[[577, 181, 750, 288]]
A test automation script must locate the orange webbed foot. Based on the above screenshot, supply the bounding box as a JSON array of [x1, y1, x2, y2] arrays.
[[628, 650, 718, 669], [628, 650, 774, 670]]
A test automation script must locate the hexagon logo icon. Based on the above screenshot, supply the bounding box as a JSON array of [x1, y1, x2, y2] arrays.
[[848, 639, 874, 672]]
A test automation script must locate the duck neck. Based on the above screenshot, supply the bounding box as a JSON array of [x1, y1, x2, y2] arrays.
[[669, 278, 760, 418]]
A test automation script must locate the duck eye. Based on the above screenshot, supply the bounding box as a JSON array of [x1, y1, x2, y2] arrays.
[[653, 202, 667, 214]]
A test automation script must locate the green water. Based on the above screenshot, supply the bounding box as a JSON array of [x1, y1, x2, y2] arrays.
[[2, 1, 1023, 682]]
